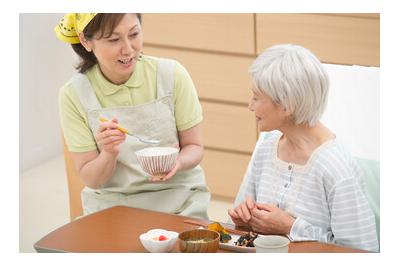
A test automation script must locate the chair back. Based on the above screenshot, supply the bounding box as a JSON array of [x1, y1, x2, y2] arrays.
[[355, 157, 380, 242], [63, 136, 85, 220]]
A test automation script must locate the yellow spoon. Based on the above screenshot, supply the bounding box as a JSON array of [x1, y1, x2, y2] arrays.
[[99, 117, 160, 144]]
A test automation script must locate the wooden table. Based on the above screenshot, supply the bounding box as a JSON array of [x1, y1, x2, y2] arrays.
[[34, 206, 368, 253]]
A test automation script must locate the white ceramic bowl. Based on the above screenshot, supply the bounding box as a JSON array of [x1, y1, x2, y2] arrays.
[[135, 147, 179, 176], [139, 229, 179, 253], [253, 235, 290, 253]]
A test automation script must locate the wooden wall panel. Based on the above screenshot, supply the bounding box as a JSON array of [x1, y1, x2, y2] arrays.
[[202, 149, 251, 199], [143, 14, 255, 55], [330, 13, 380, 19], [145, 46, 254, 104], [202, 102, 257, 153], [256, 14, 380, 66]]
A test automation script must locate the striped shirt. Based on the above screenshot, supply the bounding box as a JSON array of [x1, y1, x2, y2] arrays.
[[234, 131, 379, 252]]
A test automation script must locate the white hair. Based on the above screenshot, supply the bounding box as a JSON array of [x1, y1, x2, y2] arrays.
[[249, 44, 329, 127]]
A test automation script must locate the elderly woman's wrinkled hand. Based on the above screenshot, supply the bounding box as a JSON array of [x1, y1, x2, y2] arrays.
[[249, 203, 295, 235], [228, 197, 256, 227]]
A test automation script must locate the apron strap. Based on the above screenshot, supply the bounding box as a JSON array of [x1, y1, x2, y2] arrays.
[[70, 73, 102, 113], [156, 58, 176, 99]]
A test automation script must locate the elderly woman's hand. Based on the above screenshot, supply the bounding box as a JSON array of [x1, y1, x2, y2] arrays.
[[249, 203, 295, 235], [228, 197, 257, 227]]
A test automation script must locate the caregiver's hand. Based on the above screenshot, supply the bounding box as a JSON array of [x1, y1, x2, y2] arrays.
[[249, 203, 295, 235], [149, 159, 182, 182], [228, 197, 257, 227], [96, 117, 127, 154], [149, 143, 181, 182]]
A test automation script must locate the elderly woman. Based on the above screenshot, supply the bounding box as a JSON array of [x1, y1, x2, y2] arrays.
[[228, 44, 379, 252]]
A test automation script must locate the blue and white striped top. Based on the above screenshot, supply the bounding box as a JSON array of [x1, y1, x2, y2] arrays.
[[234, 131, 379, 252]]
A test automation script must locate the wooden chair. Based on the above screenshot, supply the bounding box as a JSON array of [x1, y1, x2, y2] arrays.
[[63, 136, 85, 220]]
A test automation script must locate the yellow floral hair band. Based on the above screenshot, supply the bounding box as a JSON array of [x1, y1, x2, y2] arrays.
[[54, 13, 97, 44]]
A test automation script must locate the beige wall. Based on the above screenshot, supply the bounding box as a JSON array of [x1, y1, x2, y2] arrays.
[[142, 13, 380, 200]]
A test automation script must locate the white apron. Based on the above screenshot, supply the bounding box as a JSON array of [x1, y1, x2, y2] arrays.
[[70, 58, 210, 219]]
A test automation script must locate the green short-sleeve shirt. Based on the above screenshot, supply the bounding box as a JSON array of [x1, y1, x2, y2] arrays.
[[59, 55, 203, 152]]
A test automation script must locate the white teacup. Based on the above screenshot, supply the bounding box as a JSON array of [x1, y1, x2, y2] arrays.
[[253, 235, 290, 253]]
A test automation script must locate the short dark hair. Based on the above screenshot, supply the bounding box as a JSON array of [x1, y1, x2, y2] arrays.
[[71, 13, 142, 73]]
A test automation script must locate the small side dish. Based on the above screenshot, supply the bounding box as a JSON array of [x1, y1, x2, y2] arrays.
[[234, 232, 259, 247], [205, 222, 259, 252], [207, 222, 232, 243], [139, 229, 178, 253]]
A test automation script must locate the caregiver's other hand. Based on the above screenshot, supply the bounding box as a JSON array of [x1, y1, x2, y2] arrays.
[[96, 117, 126, 154], [149, 159, 181, 182], [249, 203, 295, 235], [228, 197, 257, 226]]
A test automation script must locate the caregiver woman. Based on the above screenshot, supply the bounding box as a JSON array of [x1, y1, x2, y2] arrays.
[[56, 13, 210, 219]]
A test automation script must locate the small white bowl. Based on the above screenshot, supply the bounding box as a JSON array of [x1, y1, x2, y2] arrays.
[[253, 235, 290, 253], [139, 229, 179, 253], [135, 147, 179, 176]]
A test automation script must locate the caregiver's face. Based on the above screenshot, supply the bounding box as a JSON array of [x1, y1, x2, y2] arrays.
[[248, 89, 287, 132], [87, 14, 143, 85]]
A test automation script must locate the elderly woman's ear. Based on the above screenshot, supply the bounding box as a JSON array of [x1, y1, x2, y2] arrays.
[[281, 105, 292, 117]]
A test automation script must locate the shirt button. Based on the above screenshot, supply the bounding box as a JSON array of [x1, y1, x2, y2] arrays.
[[288, 165, 293, 170]]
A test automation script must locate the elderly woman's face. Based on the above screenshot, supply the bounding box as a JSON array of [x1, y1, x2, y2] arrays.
[[84, 14, 143, 84], [248, 89, 287, 132]]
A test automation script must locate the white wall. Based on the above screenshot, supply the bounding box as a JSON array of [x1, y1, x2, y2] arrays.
[[321, 64, 379, 161], [19, 14, 77, 171]]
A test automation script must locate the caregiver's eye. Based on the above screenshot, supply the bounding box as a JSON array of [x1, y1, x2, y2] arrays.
[[129, 32, 139, 38]]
